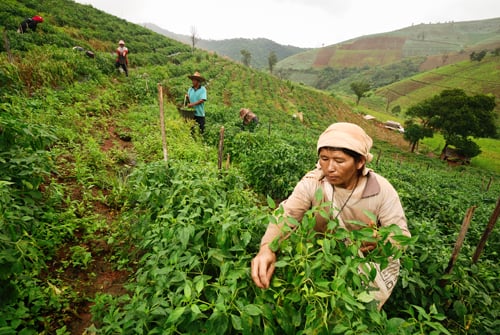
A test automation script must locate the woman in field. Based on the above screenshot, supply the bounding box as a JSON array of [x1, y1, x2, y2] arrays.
[[251, 122, 411, 309]]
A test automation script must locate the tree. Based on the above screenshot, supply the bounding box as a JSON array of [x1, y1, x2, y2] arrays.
[[268, 51, 277, 74], [240, 49, 251, 67], [350, 81, 371, 105], [470, 50, 487, 62], [406, 89, 497, 160], [190, 26, 199, 52], [403, 120, 433, 153]]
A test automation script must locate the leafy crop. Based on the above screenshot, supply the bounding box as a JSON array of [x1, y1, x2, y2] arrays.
[[0, 1, 498, 334], [91, 163, 421, 335]]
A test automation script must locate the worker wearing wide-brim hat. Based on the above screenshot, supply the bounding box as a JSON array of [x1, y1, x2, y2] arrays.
[[186, 71, 208, 134], [239, 108, 259, 130]]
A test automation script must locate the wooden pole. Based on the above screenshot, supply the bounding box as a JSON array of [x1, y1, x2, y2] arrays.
[[444, 206, 476, 276], [218, 126, 225, 170], [376, 149, 382, 166], [486, 176, 493, 192], [3, 29, 13, 63], [158, 83, 168, 162], [472, 196, 500, 263]]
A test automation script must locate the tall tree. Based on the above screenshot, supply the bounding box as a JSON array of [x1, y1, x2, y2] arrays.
[[240, 49, 251, 67], [268, 51, 277, 74], [190, 26, 199, 52], [350, 81, 371, 105]]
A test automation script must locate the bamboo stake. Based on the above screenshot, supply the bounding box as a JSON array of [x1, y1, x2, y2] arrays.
[[218, 126, 225, 170], [486, 176, 493, 192], [376, 149, 382, 166], [472, 196, 500, 263], [444, 206, 476, 276], [2, 29, 13, 63], [158, 83, 168, 162]]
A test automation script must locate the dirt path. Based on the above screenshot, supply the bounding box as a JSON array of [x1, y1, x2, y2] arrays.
[[46, 123, 136, 334]]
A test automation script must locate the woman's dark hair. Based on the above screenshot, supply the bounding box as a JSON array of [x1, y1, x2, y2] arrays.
[[319, 147, 363, 163], [319, 147, 365, 175]]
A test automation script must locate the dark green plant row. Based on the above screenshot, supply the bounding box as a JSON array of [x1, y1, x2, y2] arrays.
[[88, 161, 418, 335], [87, 152, 499, 334]]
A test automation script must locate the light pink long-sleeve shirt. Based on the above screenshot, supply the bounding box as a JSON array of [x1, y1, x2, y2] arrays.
[[260, 167, 411, 308], [261, 168, 410, 244]]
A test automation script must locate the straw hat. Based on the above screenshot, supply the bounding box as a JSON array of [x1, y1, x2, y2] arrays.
[[118, 40, 125, 45], [188, 71, 206, 82]]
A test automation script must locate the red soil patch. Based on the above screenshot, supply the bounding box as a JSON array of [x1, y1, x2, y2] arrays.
[[101, 125, 133, 152], [43, 237, 131, 334], [314, 47, 336, 66], [339, 36, 406, 51]]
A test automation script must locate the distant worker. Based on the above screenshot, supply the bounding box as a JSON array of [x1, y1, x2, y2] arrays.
[[185, 71, 208, 135], [115, 40, 129, 76], [73, 46, 95, 58], [239, 108, 259, 131], [18, 15, 43, 33]]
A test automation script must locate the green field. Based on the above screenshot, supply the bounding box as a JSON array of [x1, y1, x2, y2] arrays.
[[1, 1, 499, 334]]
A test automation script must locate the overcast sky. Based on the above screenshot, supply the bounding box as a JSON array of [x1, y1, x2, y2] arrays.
[[74, 0, 500, 48]]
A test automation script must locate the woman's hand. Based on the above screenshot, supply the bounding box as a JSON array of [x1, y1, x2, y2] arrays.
[[360, 220, 378, 253], [360, 241, 377, 253], [251, 244, 276, 289]]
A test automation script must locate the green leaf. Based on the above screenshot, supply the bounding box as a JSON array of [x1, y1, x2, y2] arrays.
[[243, 304, 262, 316], [274, 260, 289, 268], [190, 304, 202, 315], [166, 306, 186, 324], [314, 292, 330, 298], [231, 314, 243, 330], [356, 291, 375, 303], [332, 324, 350, 333], [184, 281, 192, 300], [386, 317, 406, 333], [266, 195, 275, 209]]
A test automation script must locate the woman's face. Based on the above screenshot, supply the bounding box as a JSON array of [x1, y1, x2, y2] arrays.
[[318, 148, 365, 189]]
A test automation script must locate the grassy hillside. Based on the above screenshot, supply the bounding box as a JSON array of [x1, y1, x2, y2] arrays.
[[271, 17, 500, 175], [1, 1, 499, 334], [277, 17, 500, 70], [376, 56, 500, 115], [275, 17, 500, 92], [350, 55, 500, 173]]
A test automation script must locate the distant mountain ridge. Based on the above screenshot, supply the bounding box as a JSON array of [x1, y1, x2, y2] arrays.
[[144, 18, 500, 91], [279, 17, 500, 69], [142, 23, 310, 69], [274, 17, 500, 91]]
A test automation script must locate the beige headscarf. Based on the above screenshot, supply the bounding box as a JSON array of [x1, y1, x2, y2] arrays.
[[317, 122, 373, 175]]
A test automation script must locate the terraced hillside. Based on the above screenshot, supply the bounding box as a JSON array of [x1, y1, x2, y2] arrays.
[[275, 17, 500, 91]]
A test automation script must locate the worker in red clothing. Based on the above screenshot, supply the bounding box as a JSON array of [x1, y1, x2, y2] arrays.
[[18, 15, 43, 33], [115, 40, 129, 76]]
